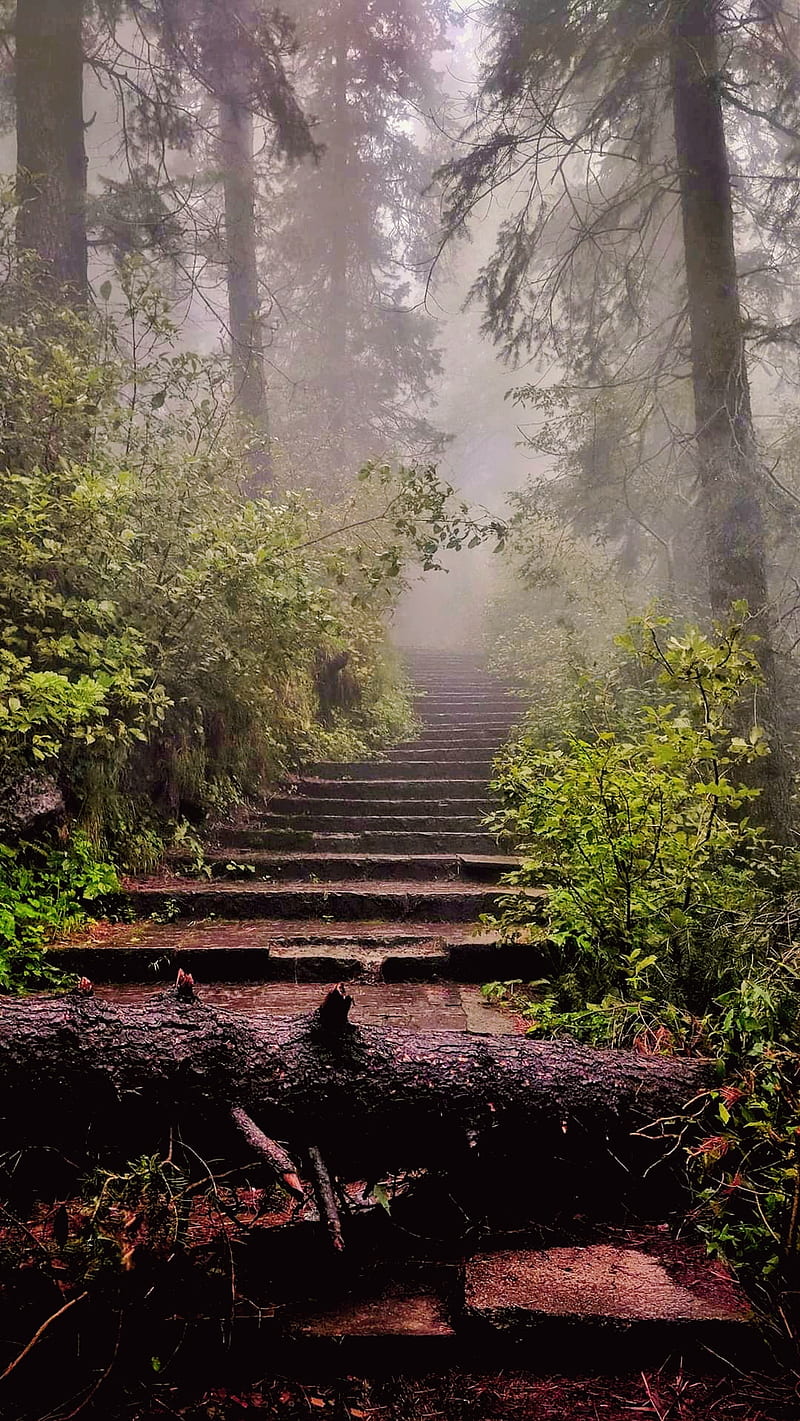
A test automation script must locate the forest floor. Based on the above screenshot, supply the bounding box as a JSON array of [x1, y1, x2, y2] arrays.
[[81, 1368, 800, 1420]]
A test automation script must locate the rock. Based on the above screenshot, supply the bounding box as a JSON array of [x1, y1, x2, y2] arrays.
[[293, 1288, 455, 1339], [463, 1246, 752, 1337], [0, 772, 65, 838]]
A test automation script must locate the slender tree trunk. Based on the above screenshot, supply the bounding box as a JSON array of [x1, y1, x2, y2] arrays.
[[218, 2, 272, 495], [671, 0, 793, 838], [15, 0, 87, 303], [324, 3, 351, 481]]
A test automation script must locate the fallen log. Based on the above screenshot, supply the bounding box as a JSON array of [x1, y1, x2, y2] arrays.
[[0, 984, 709, 1222]]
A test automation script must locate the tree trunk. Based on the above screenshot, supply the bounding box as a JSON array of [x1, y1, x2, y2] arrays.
[[218, 2, 272, 495], [15, 0, 87, 303], [323, 3, 351, 482], [0, 987, 708, 1219], [670, 0, 792, 838]]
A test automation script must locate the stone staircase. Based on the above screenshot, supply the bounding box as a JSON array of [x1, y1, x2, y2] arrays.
[[50, 650, 755, 1371], [58, 649, 536, 1016]]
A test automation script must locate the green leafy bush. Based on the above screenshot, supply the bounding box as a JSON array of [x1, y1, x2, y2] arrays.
[[0, 256, 501, 863], [0, 834, 119, 992], [485, 610, 800, 1315], [487, 609, 775, 1006]]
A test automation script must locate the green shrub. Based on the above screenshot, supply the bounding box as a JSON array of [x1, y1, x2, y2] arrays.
[[484, 609, 800, 1318], [487, 608, 775, 1007], [0, 257, 501, 860], [0, 834, 119, 992]]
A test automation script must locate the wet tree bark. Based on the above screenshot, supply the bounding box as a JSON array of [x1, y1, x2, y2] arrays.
[[15, 0, 88, 302], [217, 0, 272, 495], [670, 0, 792, 838], [0, 988, 708, 1190]]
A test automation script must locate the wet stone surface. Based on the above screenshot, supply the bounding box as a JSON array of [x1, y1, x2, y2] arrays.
[[91, 980, 520, 1034], [292, 1288, 456, 1338], [464, 1247, 752, 1326]]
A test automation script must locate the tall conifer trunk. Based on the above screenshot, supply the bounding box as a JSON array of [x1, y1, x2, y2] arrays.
[[15, 0, 87, 302], [671, 0, 792, 837], [325, 1, 351, 480], [218, 1, 272, 494]]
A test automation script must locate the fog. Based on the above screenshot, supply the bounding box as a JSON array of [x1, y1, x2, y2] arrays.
[[6, 1, 800, 665]]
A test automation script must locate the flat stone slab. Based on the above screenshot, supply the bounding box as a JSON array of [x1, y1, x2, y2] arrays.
[[50, 918, 541, 984], [464, 1247, 751, 1328], [63, 919, 496, 949], [267, 939, 452, 982], [123, 880, 532, 925], [293, 1290, 455, 1338]]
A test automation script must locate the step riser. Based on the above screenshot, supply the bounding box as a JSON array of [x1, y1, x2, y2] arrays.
[[170, 856, 512, 884], [391, 738, 500, 748], [256, 816, 486, 832], [406, 716, 514, 727], [412, 704, 520, 716], [271, 786, 488, 806], [399, 746, 503, 756], [282, 789, 488, 808], [413, 693, 520, 704], [411, 688, 512, 699], [411, 683, 516, 693], [304, 764, 492, 781], [385, 752, 497, 764], [51, 939, 538, 984], [409, 683, 503, 692], [418, 716, 517, 726], [218, 831, 500, 853], [287, 776, 488, 796], [126, 887, 507, 922], [292, 782, 488, 800], [400, 750, 505, 761], [413, 691, 514, 699], [265, 797, 488, 816]]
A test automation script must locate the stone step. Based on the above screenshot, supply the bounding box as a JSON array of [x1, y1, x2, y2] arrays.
[[417, 701, 522, 716], [52, 919, 539, 982], [387, 745, 499, 757], [290, 1287, 457, 1350], [417, 713, 518, 726], [405, 720, 517, 734], [409, 680, 501, 691], [277, 1243, 752, 1369], [395, 744, 505, 755], [124, 878, 531, 922], [255, 814, 486, 833], [217, 829, 500, 854], [264, 795, 489, 817], [404, 650, 486, 658], [410, 689, 506, 699], [281, 776, 489, 798], [461, 1245, 752, 1361], [304, 763, 492, 781], [171, 851, 518, 883], [71, 981, 518, 1033], [412, 688, 519, 700], [410, 679, 514, 690]]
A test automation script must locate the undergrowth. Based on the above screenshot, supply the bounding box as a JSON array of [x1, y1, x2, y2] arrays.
[[0, 834, 118, 992], [484, 608, 800, 1331]]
